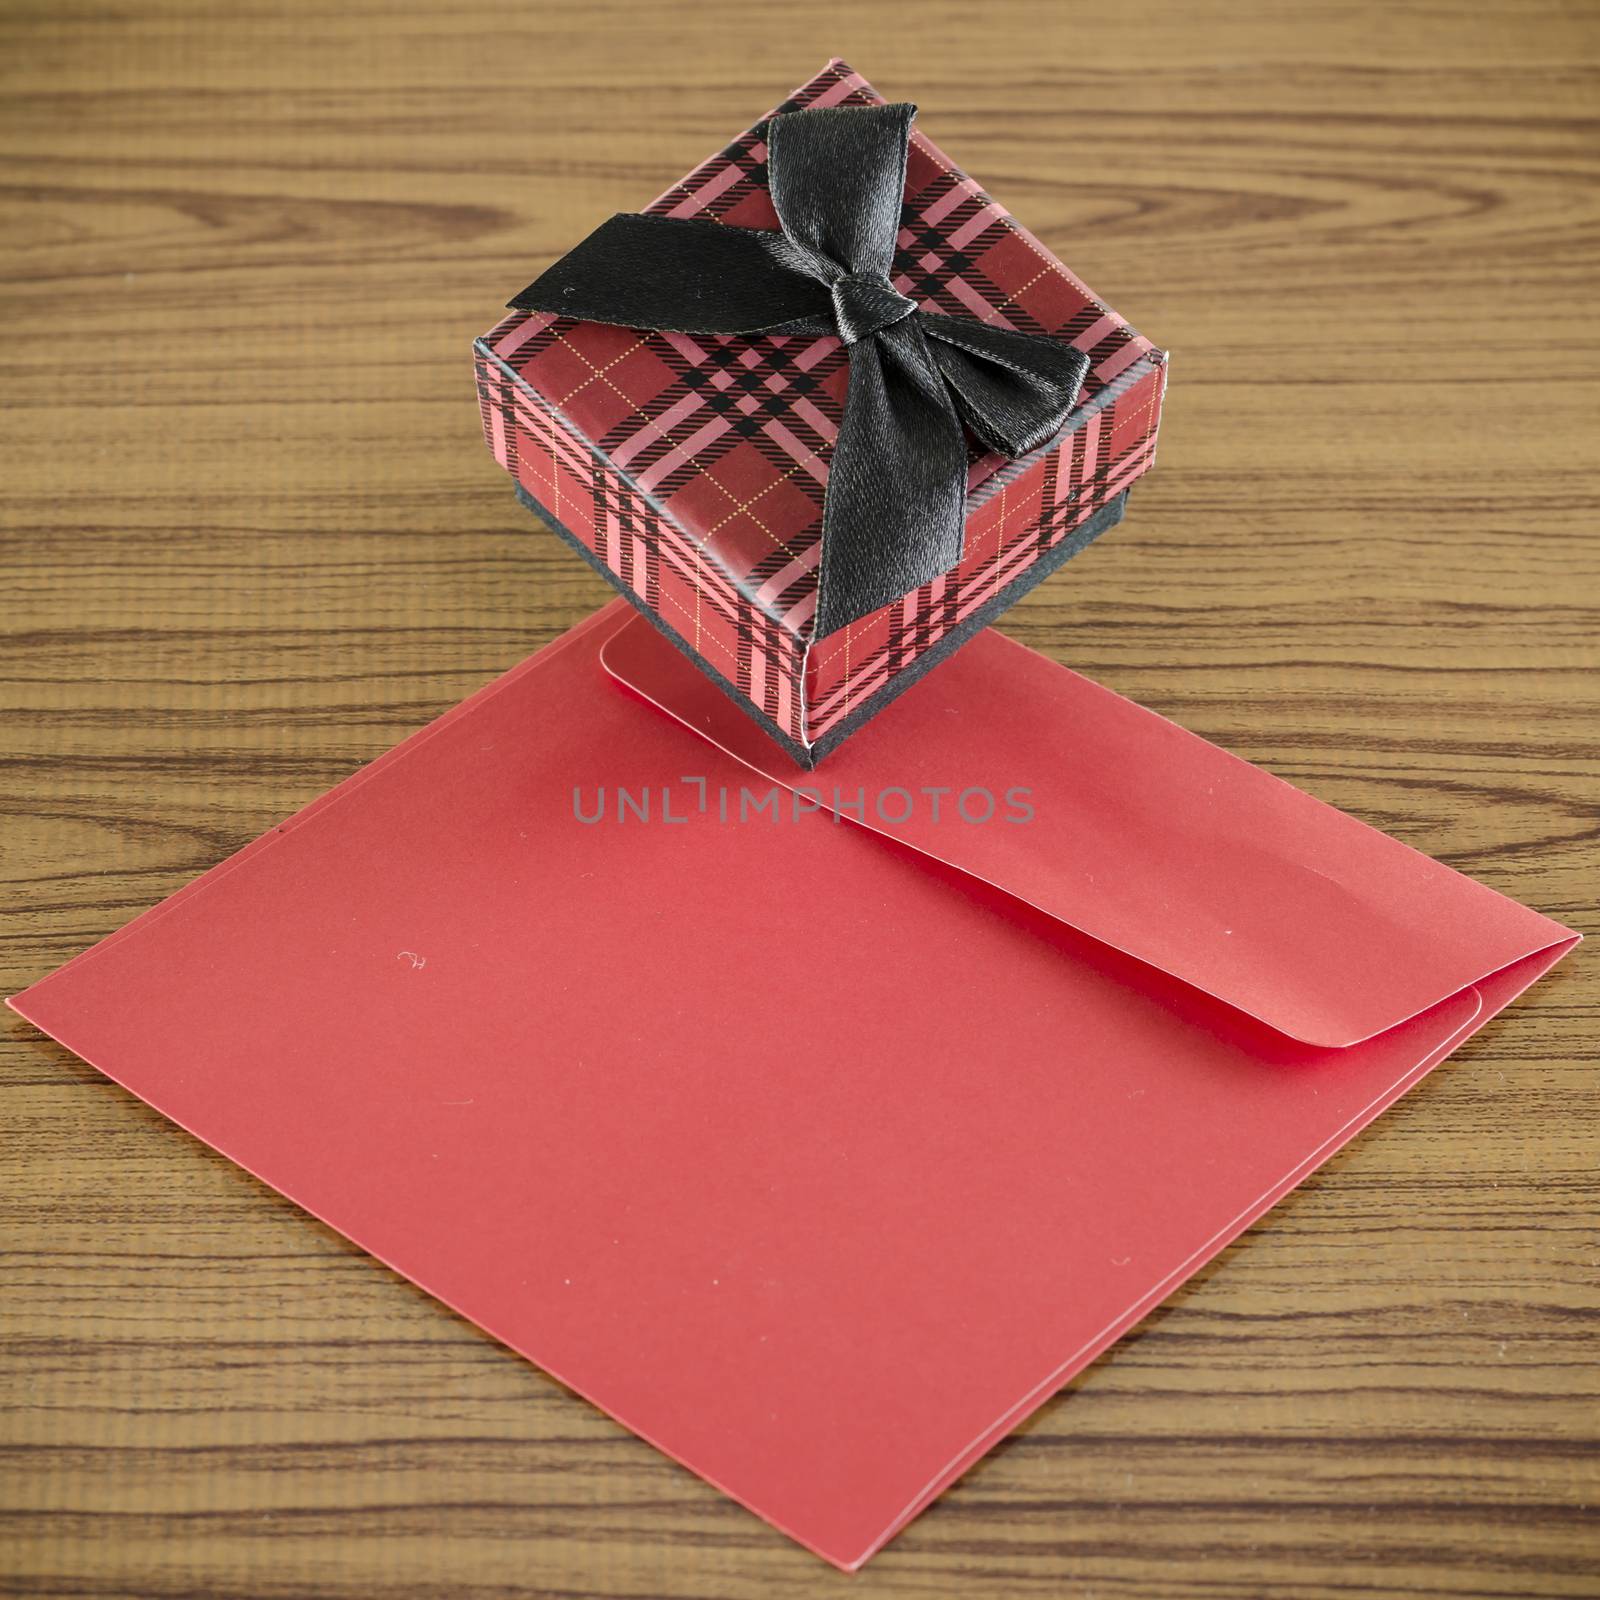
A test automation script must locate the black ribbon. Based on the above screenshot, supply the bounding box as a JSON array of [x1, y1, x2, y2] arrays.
[[510, 102, 1089, 639]]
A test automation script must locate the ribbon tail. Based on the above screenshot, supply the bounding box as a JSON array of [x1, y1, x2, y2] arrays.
[[508, 213, 832, 335], [919, 312, 1090, 458], [814, 318, 969, 641]]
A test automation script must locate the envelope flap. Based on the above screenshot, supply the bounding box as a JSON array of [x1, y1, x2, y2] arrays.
[[602, 615, 1572, 1049]]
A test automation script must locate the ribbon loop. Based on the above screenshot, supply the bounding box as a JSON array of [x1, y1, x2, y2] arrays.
[[509, 102, 1089, 640], [766, 102, 914, 283]]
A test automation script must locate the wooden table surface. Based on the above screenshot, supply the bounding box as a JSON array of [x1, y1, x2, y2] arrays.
[[3, 2, 1597, 1595]]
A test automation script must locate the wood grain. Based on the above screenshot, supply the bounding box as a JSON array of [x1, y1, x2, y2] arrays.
[[2, 2, 1597, 1595]]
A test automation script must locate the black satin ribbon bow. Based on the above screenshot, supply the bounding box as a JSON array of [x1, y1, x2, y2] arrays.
[[510, 102, 1089, 639]]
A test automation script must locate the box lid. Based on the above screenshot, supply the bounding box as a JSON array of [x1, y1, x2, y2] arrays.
[[478, 59, 1161, 642]]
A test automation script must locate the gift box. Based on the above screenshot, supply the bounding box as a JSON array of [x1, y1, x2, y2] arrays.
[[474, 59, 1167, 765]]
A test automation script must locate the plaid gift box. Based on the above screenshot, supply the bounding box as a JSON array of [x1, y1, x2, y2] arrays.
[[474, 59, 1167, 765]]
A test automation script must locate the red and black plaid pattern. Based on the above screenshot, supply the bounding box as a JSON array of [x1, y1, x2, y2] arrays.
[[475, 58, 1165, 752], [804, 357, 1164, 741]]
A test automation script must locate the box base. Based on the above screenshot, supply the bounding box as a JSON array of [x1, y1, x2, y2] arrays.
[[513, 482, 1129, 767]]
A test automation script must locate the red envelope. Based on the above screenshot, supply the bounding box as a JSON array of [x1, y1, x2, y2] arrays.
[[9, 602, 1575, 1570]]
